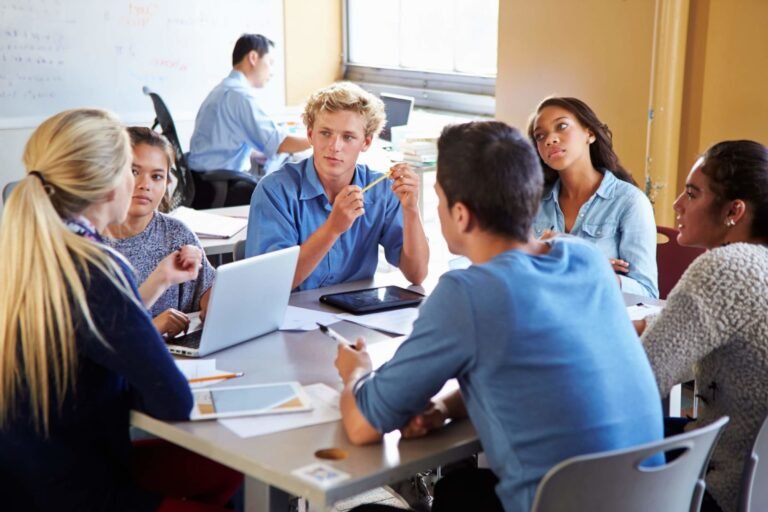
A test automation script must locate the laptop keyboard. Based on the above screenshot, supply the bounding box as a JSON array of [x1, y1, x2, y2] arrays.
[[169, 329, 202, 349]]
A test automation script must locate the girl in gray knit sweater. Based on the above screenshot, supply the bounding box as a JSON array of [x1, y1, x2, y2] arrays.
[[637, 140, 768, 512], [106, 127, 215, 338]]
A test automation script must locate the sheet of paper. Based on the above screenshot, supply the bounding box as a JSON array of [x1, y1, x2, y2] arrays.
[[170, 206, 247, 239], [280, 306, 339, 331], [336, 307, 420, 336], [174, 359, 237, 389], [626, 303, 663, 321], [184, 311, 203, 334], [218, 383, 341, 438]]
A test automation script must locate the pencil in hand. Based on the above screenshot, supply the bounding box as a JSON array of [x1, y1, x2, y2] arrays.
[[361, 170, 392, 194], [187, 372, 244, 384]]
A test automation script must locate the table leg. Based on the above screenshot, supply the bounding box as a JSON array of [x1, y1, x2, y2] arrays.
[[244, 476, 292, 512], [668, 383, 682, 416]]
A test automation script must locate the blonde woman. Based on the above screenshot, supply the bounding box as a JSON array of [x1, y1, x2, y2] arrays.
[[246, 81, 429, 290], [0, 109, 240, 511]]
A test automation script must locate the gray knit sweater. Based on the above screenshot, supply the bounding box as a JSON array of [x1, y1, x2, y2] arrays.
[[642, 243, 768, 512]]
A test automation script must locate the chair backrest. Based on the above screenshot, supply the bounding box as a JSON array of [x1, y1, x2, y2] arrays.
[[739, 414, 768, 511], [656, 225, 706, 300], [530, 416, 730, 512], [233, 239, 246, 261], [2, 180, 19, 205], [142, 86, 195, 209]]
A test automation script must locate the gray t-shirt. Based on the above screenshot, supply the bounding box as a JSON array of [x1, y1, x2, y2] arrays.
[[106, 212, 215, 317]]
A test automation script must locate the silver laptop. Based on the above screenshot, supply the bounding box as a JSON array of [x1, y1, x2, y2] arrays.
[[167, 245, 299, 357]]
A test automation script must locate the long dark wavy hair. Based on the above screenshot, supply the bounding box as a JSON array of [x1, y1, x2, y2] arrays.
[[527, 96, 637, 187]]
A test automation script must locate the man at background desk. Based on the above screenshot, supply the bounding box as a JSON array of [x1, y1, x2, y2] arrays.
[[187, 33, 310, 180], [246, 82, 429, 290]]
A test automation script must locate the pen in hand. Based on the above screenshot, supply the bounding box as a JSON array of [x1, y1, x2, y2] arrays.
[[317, 323, 356, 348]]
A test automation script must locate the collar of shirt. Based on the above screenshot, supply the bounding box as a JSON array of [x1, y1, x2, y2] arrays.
[[545, 168, 618, 205], [297, 157, 367, 204], [226, 69, 250, 87], [65, 215, 103, 242]]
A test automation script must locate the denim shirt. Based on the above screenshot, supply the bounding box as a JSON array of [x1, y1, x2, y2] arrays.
[[533, 170, 659, 298]]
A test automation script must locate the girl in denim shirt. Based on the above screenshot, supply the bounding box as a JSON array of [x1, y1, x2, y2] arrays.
[[528, 97, 658, 298]]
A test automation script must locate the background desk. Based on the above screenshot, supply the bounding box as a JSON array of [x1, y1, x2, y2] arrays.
[[132, 276, 481, 512], [197, 205, 249, 257]]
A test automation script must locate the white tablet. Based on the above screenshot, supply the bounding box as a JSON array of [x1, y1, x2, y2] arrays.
[[190, 382, 312, 421]]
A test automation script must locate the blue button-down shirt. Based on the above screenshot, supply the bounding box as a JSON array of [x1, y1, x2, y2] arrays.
[[533, 170, 659, 298], [246, 157, 404, 290], [188, 70, 287, 173]]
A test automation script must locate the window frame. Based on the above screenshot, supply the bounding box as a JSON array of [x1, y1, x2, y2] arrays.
[[341, 0, 496, 115]]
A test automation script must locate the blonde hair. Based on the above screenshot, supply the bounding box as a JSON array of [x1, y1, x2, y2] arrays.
[[0, 108, 134, 434], [302, 81, 386, 139]]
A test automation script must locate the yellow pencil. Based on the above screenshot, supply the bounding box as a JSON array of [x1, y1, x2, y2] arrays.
[[361, 170, 392, 193], [187, 372, 244, 384]]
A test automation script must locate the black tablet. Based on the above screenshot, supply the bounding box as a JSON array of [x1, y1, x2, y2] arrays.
[[319, 286, 425, 314]]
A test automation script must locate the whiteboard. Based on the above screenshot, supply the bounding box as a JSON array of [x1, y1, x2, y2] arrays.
[[0, 0, 286, 128]]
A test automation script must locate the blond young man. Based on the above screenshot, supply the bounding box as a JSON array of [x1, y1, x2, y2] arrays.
[[246, 82, 429, 290]]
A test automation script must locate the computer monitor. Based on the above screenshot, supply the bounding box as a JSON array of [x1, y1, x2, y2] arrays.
[[379, 93, 415, 141]]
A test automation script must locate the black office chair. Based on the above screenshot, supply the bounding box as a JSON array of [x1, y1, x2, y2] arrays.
[[142, 86, 259, 209]]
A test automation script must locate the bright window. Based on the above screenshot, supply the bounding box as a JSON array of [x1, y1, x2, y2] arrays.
[[345, 0, 498, 114], [347, 0, 498, 76]]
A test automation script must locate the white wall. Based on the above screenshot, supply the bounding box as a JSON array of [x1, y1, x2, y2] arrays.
[[0, 0, 285, 197]]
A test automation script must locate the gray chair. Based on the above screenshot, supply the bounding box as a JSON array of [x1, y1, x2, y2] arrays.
[[739, 414, 768, 511], [2, 180, 19, 204], [530, 416, 730, 512], [233, 239, 246, 261]]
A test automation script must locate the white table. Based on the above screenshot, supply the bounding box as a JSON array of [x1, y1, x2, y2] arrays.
[[132, 279, 669, 511], [132, 276, 481, 512], [197, 205, 249, 257]]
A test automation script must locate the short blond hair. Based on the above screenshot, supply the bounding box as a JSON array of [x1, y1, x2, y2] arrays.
[[302, 82, 386, 139]]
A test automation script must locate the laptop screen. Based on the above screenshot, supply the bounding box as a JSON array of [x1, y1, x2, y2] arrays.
[[380, 93, 414, 141]]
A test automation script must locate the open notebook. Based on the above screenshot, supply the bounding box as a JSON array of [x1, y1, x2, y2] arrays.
[[170, 206, 247, 239]]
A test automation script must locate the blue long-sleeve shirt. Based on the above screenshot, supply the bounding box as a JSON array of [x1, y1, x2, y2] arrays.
[[0, 251, 192, 511], [355, 238, 663, 512], [188, 70, 287, 173], [533, 171, 659, 298]]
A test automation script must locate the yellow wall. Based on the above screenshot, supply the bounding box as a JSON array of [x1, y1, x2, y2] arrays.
[[678, 0, 768, 191], [497, 0, 768, 225], [496, 0, 656, 185], [283, 0, 343, 105]]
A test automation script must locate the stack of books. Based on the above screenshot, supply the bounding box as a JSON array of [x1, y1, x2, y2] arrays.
[[401, 138, 437, 167]]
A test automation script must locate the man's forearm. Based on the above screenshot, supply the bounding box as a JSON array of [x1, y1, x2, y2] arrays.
[[293, 223, 338, 288], [277, 135, 311, 154], [399, 207, 429, 285], [340, 368, 382, 445]]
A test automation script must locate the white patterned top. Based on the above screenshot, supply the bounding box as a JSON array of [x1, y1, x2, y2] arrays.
[[642, 243, 768, 512]]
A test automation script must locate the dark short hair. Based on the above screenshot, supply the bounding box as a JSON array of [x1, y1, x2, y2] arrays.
[[232, 34, 274, 66], [527, 96, 637, 187], [700, 140, 768, 240], [437, 121, 543, 242]]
